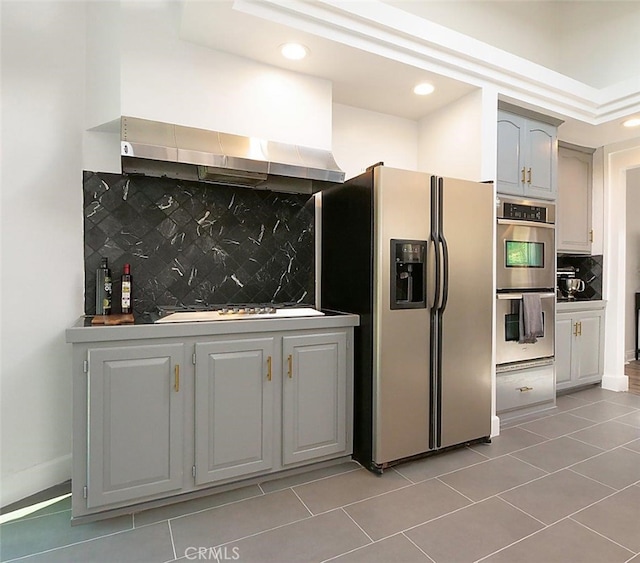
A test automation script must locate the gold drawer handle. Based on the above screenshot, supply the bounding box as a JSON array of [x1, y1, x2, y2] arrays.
[[527, 167, 532, 184], [521, 167, 526, 183], [174, 365, 180, 392], [287, 354, 293, 379], [267, 356, 272, 381], [517, 386, 533, 392]]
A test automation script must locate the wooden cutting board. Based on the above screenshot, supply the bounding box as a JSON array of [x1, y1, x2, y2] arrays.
[[91, 314, 135, 325]]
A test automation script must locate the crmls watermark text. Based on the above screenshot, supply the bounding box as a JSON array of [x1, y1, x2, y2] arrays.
[[184, 546, 240, 561]]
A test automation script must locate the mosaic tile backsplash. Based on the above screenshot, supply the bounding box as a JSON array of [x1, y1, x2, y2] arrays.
[[83, 172, 315, 315], [557, 254, 603, 300]]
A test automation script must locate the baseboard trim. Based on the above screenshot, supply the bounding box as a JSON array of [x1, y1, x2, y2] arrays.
[[1, 454, 72, 509], [601, 373, 629, 392]]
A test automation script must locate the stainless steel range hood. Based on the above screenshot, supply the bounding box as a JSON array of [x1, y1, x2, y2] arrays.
[[120, 117, 345, 194]]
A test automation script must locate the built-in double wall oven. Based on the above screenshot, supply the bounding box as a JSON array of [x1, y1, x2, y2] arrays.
[[496, 196, 556, 367]]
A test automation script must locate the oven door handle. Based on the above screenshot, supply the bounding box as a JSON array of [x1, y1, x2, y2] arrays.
[[497, 218, 555, 229], [496, 292, 556, 300]]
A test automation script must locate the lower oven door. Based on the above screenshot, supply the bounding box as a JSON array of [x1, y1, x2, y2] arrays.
[[496, 292, 555, 365]]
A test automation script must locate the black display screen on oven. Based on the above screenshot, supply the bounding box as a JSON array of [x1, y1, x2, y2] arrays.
[[505, 240, 544, 268], [503, 203, 547, 222]]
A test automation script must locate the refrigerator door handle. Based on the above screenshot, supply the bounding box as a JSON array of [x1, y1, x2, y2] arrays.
[[430, 176, 441, 312], [439, 236, 449, 312], [437, 177, 449, 313], [427, 238, 438, 309]]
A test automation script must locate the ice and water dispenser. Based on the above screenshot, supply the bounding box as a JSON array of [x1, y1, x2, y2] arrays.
[[391, 239, 427, 309]]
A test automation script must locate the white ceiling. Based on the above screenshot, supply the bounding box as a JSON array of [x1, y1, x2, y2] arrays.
[[177, 0, 640, 145]]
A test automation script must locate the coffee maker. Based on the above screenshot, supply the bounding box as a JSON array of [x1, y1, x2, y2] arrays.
[[557, 267, 585, 300]]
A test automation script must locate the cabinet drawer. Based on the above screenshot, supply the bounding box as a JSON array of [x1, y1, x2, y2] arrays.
[[497, 366, 555, 413]]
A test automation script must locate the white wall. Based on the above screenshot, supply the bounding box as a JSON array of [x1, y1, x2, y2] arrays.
[[1, 1, 86, 507], [417, 88, 489, 182], [558, 2, 640, 89], [332, 103, 418, 179], [602, 138, 640, 391], [625, 167, 640, 360], [117, 1, 333, 149]]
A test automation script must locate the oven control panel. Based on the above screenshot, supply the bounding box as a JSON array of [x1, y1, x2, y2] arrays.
[[503, 202, 547, 222], [497, 196, 556, 224]]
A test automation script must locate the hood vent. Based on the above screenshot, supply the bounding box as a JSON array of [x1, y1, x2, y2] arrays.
[[120, 117, 345, 194]]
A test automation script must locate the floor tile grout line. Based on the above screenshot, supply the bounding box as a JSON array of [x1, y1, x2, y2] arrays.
[[496, 495, 548, 527], [387, 465, 415, 484], [193, 509, 339, 553], [435, 476, 477, 503], [565, 466, 630, 493], [0, 522, 142, 563], [563, 430, 640, 452], [340, 507, 375, 543], [309, 480, 419, 514], [279, 465, 363, 491], [163, 487, 286, 524], [167, 519, 177, 561], [569, 516, 637, 555], [471, 516, 561, 563], [148, 465, 361, 526], [402, 532, 438, 563], [290, 487, 314, 517]]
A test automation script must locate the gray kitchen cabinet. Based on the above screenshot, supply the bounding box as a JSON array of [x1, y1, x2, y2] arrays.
[[67, 315, 356, 522], [497, 109, 558, 200], [557, 143, 594, 254], [556, 304, 605, 391], [194, 337, 276, 485], [86, 343, 185, 509], [282, 331, 347, 466]]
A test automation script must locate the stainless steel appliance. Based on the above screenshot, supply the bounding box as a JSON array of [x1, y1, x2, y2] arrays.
[[497, 196, 555, 291], [321, 164, 493, 472], [557, 267, 585, 300], [496, 292, 555, 364], [495, 196, 556, 371]]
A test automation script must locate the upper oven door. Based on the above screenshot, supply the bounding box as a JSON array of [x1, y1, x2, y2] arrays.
[[497, 219, 555, 290]]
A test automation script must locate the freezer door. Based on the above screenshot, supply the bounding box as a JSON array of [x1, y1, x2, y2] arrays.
[[373, 167, 432, 465], [438, 178, 494, 448]]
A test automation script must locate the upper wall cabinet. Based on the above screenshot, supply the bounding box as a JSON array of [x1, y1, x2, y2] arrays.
[[557, 143, 594, 254], [497, 108, 559, 200]]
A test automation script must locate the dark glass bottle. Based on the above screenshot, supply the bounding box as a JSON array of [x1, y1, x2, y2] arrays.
[[95, 257, 112, 315], [121, 263, 132, 314]]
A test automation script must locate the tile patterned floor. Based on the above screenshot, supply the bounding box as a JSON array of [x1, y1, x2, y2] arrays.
[[1, 385, 639, 563]]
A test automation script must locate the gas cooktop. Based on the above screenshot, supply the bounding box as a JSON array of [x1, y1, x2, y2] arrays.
[[154, 304, 324, 323]]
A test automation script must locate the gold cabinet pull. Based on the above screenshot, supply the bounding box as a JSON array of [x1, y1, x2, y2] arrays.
[[287, 354, 293, 378], [527, 168, 532, 184], [578, 321, 582, 336], [573, 322, 579, 337], [521, 167, 526, 183], [267, 356, 272, 381], [589, 229, 594, 242], [174, 365, 180, 392], [517, 386, 533, 392]]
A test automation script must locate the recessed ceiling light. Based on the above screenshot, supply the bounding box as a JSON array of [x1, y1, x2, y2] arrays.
[[622, 117, 640, 128], [280, 43, 309, 61], [413, 82, 435, 96]]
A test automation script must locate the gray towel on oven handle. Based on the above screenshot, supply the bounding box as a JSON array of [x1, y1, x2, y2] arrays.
[[519, 293, 544, 344]]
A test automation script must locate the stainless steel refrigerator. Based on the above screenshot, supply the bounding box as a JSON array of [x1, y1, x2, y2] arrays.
[[321, 164, 494, 472]]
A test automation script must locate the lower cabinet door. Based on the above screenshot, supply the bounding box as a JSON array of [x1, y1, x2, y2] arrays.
[[282, 331, 347, 465], [87, 344, 185, 509], [576, 314, 603, 381], [555, 316, 574, 386], [194, 338, 275, 485]]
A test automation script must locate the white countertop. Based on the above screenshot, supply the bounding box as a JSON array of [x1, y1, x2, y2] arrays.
[[557, 300, 606, 312]]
